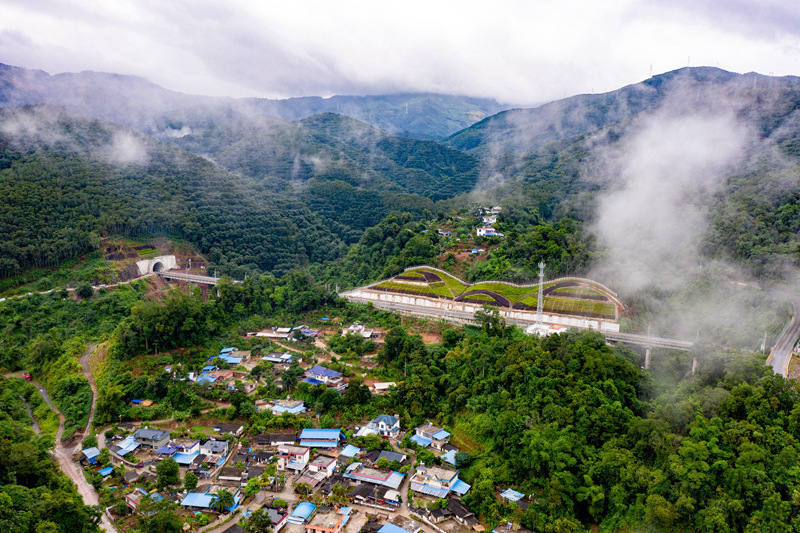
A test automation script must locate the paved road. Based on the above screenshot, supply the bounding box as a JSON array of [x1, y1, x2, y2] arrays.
[[767, 299, 800, 377]]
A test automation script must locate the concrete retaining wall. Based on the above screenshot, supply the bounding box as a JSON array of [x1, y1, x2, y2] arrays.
[[343, 288, 620, 333]]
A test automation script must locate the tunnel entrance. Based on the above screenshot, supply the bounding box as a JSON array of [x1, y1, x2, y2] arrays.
[[152, 262, 164, 273]]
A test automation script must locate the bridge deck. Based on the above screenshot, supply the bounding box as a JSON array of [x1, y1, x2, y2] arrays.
[[158, 271, 223, 285]]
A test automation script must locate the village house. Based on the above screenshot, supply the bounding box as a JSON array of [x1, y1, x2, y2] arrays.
[[133, 428, 170, 450], [362, 380, 396, 395], [81, 447, 100, 465], [256, 431, 296, 447], [377, 520, 422, 533], [412, 422, 451, 450], [343, 462, 405, 490], [349, 483, 402, 507], [304, 365, 345, 388], [288, 501, 317, 525], [270, 398, 306, 415], [356, 414, 400, 438], [299, 428, 345, 448], [262, 352, 294, 364], [304, 506, 352, 533], [201, 439, 229, 456], [256, 327, 293, 340], [277, 445, 310, 471], [218, 466, 246, 485], [476, 226, 504, 238], [344, 323, 378, 339], [362, 450, 407, 467], [264, 506, 289, 532], [172, 438, 201, 454], [409, 465, 471, 498], [425, 498, 481, 529], [307, 454, 337, 478], [214, 422, 244, 437]]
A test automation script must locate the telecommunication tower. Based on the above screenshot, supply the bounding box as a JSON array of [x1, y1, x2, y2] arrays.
[[537, 261, 545, 322]]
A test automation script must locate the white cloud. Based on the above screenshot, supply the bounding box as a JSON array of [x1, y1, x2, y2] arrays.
[[1, 0, 799, 104]]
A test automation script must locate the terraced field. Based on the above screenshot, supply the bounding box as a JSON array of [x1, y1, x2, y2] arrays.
[[373, 267, 622, 319]]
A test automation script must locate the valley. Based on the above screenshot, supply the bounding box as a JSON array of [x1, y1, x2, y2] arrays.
[[2, 61, 800, 533]]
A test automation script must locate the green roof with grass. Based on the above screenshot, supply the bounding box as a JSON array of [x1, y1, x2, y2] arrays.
[[370, 266, 621, 319]]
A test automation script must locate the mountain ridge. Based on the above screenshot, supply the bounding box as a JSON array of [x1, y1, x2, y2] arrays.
[[0, 62, 507, 140]]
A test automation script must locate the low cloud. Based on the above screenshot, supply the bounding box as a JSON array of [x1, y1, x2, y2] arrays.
[[3, 1, 800, 104], [589, 109, 751, 293], [100, 130, 149, 165]]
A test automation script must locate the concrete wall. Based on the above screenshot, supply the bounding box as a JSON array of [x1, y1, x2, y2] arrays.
[[342, 288, 620, 333], [136, 255, 177, 276]]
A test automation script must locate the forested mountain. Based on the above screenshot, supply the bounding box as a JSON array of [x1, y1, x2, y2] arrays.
[[172, 112, 479, 200], [457, 67, 800, 280], [0, 105, 347, 278], [445, 67, 800, 155], [0, 63, 506, 140]]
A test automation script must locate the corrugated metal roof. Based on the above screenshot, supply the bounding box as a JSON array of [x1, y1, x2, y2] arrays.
[[442, 449, 457, 465], [290, 501, 316, 521], [300, 428, 344, 440], [410, 482, 449, 498], [451, 479, 471, 495], [431, 429, 451, 440], [181, 492, 214, 508], [173, 451, 200, 465], [340, 445, 360, 458], [300, 439, 339, 448], [83, 447, 100, 458], [500, 488, 524, 501], [409, 435, 431, 447], [378, 523, 412, 533], [308, 365, 342, 378]]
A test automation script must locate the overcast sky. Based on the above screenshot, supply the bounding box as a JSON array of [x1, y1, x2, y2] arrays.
[[1, 0, 799, 105]]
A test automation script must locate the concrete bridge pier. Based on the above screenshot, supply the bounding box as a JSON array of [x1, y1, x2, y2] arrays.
[[644, 346, 652, 370], [691, 357, 698, 375]]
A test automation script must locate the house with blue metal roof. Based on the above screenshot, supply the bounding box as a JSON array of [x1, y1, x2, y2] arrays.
[[305, 365, 344, 388], [288, 501, 316, 524], [339, 444, 360, 458], [378, 523, 415, 533], [410, 465, 470, 498], [299, 428, 345, 448], [219, 354, 242, 365], [414, 422, 451, 450], [181, 488, 241, 512], [262, 352, 294, 364], [82, 447, 101, 465], [271, 398, 306, 415], [113, 435, 140, 456]]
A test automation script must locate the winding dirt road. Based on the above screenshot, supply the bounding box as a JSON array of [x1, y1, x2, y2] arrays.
[[7, 345, 118, 532]]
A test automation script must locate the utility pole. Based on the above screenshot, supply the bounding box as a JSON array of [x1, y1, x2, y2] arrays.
[[537, 261, 545, 323]]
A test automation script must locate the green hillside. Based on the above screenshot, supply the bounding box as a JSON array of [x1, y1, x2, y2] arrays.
[[0, 106, 345, 278]]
